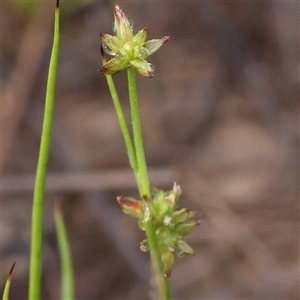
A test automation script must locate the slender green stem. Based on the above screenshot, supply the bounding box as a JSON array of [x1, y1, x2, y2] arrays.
[[104, 74, 141, 191], [144, 221, 172, 300], [54, 201, 75, 300], [127, 68, 172, 299], [29, 3, 60, 299], [127, 68, 150, 197]]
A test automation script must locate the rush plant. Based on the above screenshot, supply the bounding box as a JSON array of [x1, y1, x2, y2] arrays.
[[100, 5, 200, 299], [3, 3, 199, 300]]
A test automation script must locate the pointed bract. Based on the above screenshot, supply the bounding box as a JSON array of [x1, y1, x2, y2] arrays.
[[130, 57, 154, 78], [144, 36, 170, 57], [117, 196, 143, 219], [176, 240, 194, 257], [132, 28, 147, 47], [100, 55, 129, 75], [114, 5, 133, 41], [175, 219, 200, 236], [100, 33, 122, 55], [162, 251, 174, 277]]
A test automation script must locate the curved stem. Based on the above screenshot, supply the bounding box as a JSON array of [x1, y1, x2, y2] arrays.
[[127, 68, 172, 299], [29, 3, 60, 299]]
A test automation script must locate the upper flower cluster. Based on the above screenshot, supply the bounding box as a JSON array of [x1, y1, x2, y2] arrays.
[[100, 4, 170, 78]]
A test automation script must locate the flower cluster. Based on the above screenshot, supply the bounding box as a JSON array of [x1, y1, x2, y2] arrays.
[[117, 183, 200, 277], [100, 4, 170, 78]]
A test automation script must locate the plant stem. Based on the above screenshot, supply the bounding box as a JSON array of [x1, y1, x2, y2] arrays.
[[127, 68, 150, 197], [104, 74, 141, 191], [29, 3, 60, 299], [144, 221, 172, 300], [127, 68, 172, 299], [54, 201, 75, 300]]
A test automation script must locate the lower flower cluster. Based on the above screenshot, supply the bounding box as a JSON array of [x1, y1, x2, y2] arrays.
[[117, 183, 200, 277]]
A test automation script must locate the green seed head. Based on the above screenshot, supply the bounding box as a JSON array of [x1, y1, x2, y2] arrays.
[[100, 4, 170, 78], [117, 183, 200, 277]]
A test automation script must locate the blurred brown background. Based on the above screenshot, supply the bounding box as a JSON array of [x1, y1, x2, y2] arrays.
[[1, 1, 299, 299]]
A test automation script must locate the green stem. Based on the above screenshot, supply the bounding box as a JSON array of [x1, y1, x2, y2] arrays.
[[127, 68, 150, 197], [127, 68, 172, 299], [54, 201, 75, 300], [104, 74, 141, 191], [144, 221, 172, 300], [29, 3, 60, 299]]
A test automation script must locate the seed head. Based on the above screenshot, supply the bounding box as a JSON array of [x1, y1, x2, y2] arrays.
[[100, 4, 170, 78]]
